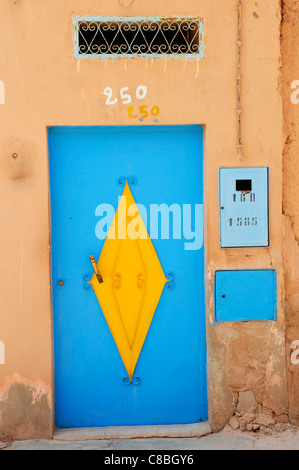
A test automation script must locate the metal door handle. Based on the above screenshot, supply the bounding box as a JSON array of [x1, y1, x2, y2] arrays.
[[89, 256, 104, 284]]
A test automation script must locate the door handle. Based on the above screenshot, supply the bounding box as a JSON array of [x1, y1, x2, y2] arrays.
[[89, 256, 104, 284]]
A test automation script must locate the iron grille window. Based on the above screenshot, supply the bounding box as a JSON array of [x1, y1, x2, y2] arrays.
[[74, 16, 205, 59]]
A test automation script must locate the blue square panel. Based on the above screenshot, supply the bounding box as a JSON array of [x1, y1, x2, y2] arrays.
[[215, 270, 277, 322], [219, 167, 269, 248]]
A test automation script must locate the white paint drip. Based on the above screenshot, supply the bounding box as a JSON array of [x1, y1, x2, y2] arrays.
[[76, 60, 80, 74], [119, 0, 135, 7], [0, 81, 5, 104], [164, 61, 167, 72], [0, 341, 5, 365], [196, 59, 199, 79]]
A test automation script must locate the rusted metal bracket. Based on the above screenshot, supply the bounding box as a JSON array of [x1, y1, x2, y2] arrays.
[[89, 256, 104, 284]]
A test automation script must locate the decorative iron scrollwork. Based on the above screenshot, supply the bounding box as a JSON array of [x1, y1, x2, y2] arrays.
[[123, 376, 141, 386], [74, 16, 205, 60], [137, 272, 146, 289], [112, 272, 121, 289], [166, 272, 175, 290], [83, 273, 92, 291], [117, 176, 137, 186]]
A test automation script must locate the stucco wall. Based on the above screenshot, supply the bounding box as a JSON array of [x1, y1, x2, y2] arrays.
[[0, 0, 288, 438], [281, 0, 299, 426]]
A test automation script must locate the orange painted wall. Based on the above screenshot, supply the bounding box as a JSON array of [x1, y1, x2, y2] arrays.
[[0, 0, 288, 438]]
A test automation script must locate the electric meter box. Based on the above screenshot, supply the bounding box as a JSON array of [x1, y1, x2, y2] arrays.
[[215, 270, 277, 322], [219, 167, 269, 248]]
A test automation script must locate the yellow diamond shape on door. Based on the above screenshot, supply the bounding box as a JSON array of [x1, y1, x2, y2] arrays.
[[90, 183, 168, 380]]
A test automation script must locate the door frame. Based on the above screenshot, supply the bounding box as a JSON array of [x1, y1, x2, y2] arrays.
[[48, 124, 210, 435]]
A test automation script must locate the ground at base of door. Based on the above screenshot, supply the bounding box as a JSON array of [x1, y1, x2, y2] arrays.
[[3, 425, 299, 450]]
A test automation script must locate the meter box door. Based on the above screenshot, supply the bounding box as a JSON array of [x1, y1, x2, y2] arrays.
[[219, 167, 269, 248], [215, 270, 277, 322]]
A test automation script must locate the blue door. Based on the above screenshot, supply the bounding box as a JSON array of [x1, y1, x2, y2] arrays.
[[49, 125, 207, 428]]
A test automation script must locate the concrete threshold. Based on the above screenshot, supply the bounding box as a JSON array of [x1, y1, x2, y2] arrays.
[[54, 422, 211, 441]]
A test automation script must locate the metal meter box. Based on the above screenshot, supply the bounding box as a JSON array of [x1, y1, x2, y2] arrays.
[[219, 167, 269, 248], [215, 270, 277, 322]]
